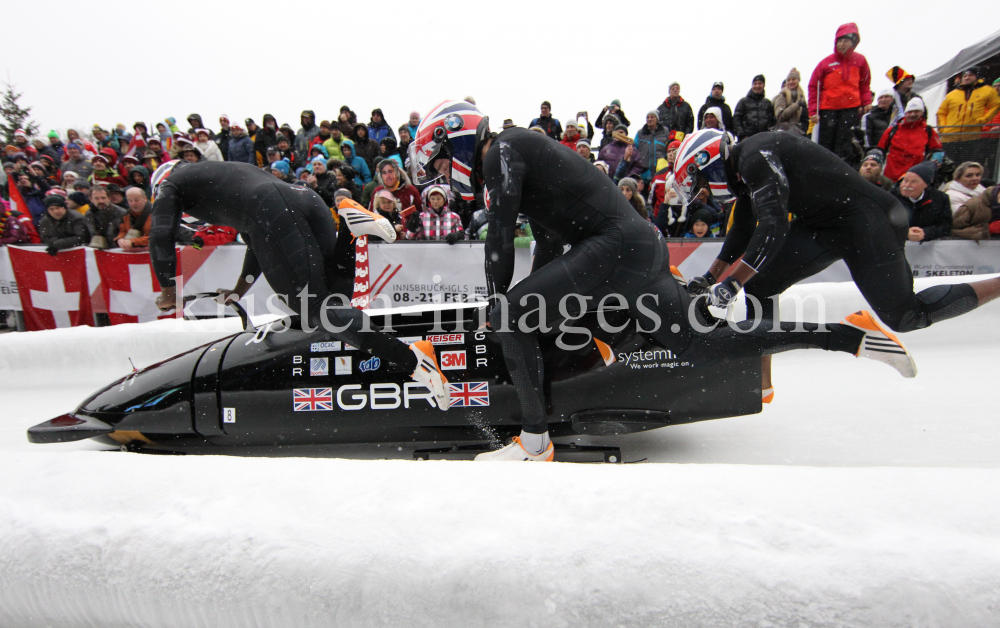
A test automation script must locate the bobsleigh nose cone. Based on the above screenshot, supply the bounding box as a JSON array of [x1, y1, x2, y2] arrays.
[[27, 414, 114, 444]]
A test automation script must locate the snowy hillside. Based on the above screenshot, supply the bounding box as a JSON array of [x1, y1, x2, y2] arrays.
[[1, 277, 999, 627]]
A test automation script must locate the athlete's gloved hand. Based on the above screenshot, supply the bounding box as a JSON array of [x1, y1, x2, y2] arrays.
[[445, 231, 463, 245], [46, 244, 59, 256], [405, 214, 421, 232], [191, 236, 205, 250], [215, 289, 241, 305], [687, 272, 715, 295], [708, 277, 742, 308]]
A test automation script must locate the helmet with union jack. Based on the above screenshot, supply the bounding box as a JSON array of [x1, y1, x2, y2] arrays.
[[410, 100, 490, 202], [672, 129, 733, 203], [150, 159, 181, 201]]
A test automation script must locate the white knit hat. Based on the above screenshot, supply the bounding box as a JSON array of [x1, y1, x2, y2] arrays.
[[905, 97, 925, 113]]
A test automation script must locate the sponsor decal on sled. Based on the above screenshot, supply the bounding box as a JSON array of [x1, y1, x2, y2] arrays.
[[311, 357, 329, 376], [335, 356, 352, 375], [440, 350, 466, 371], [310, 341, 342, 353], [358, 356, 380, 373], [427, 333, 464, 346]]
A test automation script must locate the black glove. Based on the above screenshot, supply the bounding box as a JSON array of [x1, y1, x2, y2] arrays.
[[687, 272, 715, 295], [405, 214, 421, 232], [191, 236, 205, 250], [708, 276, 743, 308], [46, 244, 59, 256], [445, 231, 463, 245]]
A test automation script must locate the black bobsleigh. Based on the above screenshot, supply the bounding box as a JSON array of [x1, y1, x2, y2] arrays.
[[27, 299, 761, 457]]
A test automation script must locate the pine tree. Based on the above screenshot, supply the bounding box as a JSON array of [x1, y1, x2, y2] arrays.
[[0, 79, 39, 145]]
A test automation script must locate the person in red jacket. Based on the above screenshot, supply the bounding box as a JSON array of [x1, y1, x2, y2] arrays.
[[877, 97, 942, 181], [808, 23, 872, 165]]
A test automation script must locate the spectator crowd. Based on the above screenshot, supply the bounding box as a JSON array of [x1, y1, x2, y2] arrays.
[[3, 22, 1000, 256]]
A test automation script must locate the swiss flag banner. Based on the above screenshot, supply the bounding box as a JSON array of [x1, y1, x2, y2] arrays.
[[95, 250, 172, 324], [9, 246, 93, 331]]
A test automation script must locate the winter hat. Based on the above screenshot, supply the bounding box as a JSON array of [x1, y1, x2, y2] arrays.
[[14, 129, 28, 140], [712, 81, 724, 91], [862, 149, 884, 167], [68, 192, 89, 207], [753, 74, 766, 85], [594, 161, 609, 173], [29, 160, 44, 169], [994, 78, 1000, 87], [502, 119, 515, 129], [245, 118, 255, 126], [614, 124, 628, 134], [669, 81, 680, 89], [277, 135, 290, 145], [46, 188, 68, 198], [66, 142, 82, 152], [689, 207, 715, 227], [220, 114, 230, 123], [610, 99, 622, 107], [647, 110, 660, 121], [565, 119, 578, 129], [134, 121, 147, 130], [294, 167, 307, 179], [908, 161, 937, 186], [73, 179, 91, 189], [270, 160, 290, 176], [618, 177, 638, 193], [886, 66, 914, 84], [786, 68, 801, 82], [964, 66, 980, 77], [877, 88, 894, 99], [704, 107, 724, 124], [904, 97, 925, 114], [320, 120, 332, 129], [375, 189, 395, 202], [576, 138, 590, 148], [667, 140, 682, 151], [334, 189, 352, 204], [266, 146, 279, 155], [44, 195, 67, 208], [47, 130, 60, 139], [91, 154, 108, 165]]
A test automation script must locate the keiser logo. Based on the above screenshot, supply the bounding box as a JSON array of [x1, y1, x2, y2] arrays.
[[427, 333, 464, 345], [440, 350, 466, 370]]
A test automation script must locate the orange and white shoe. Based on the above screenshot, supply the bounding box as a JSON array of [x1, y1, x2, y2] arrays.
[[410, 340, 449, 410], [842, 310, 917, 378], [338, 198, 397, 242], [474, 436, 555, 461], [761, 387, 775, 404]]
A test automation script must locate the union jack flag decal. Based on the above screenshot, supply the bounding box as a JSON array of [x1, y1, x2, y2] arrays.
[[448, 381, 490, 407], [293, 388, 333, 411]]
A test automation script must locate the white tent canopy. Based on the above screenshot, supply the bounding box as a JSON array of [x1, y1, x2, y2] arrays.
[[912, 29, 1000, 125]]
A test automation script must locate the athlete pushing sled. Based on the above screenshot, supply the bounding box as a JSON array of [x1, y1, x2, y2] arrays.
[[678, 129, 1000, 402], [146, 160, 452, 410], [410, 101, 921, 462]]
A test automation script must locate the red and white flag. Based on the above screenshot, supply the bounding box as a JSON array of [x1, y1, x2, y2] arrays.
[[6, 174, 28, 216], [9, 246, 93, 331], [95, 250, 172, 324]]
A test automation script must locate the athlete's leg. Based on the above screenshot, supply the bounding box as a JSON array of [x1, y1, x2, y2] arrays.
[[835, 201, 995, 332]]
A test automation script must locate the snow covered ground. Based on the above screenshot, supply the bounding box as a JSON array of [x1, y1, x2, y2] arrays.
[[1, 277, 999, 627]]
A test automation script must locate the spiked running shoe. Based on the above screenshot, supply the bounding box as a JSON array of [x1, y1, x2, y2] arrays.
[[410, 340, 450, 410], [762, 387, 775, 404], [474, 436, 555, 461], [842, 310, 917, 378], [338, 198, 397, 243]]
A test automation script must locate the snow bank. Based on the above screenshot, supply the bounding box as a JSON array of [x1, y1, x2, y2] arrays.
[[0, 277, 998, 626]]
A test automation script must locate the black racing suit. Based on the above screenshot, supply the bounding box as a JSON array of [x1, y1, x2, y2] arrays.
[[149, 161, 416, 371], [719, 131, 978, 332], [483, 128, 866, 434]]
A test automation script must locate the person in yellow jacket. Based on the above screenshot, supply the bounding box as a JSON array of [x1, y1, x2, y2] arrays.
[[936, 66, 1000, 147]]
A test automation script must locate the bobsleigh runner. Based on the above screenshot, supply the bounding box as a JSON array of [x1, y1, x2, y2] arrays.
[[27, 294, 760, 463]]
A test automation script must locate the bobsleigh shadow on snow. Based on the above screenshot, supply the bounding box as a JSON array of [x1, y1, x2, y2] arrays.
[[27, 296, 762, 457]]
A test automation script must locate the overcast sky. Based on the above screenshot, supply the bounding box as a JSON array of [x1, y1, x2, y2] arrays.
[[5, 0, 996, 138]]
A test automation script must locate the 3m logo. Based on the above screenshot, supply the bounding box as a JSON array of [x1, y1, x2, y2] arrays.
[[440, 350, 466, 370], [427, 333, 464, 345]]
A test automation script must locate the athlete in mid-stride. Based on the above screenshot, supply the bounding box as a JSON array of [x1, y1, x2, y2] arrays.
[[146, 160, 451, 410], [411, 101, 921, 461], [680, 129, 1000, 402]]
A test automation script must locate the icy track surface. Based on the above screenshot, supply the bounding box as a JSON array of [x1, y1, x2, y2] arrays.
[[1, 277, 999, 627]]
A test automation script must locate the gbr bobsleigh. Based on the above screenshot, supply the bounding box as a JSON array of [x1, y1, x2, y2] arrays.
[[26, 300, 761, 455]]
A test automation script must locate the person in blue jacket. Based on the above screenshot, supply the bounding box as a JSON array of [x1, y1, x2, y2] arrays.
[[367, 109, 396, 144], [340, 139, 372, 185]]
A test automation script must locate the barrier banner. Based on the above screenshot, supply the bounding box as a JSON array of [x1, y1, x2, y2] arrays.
[[95, 250, 173, 324], [0, 247, 19, 311], [8, 246, 92, 331]]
